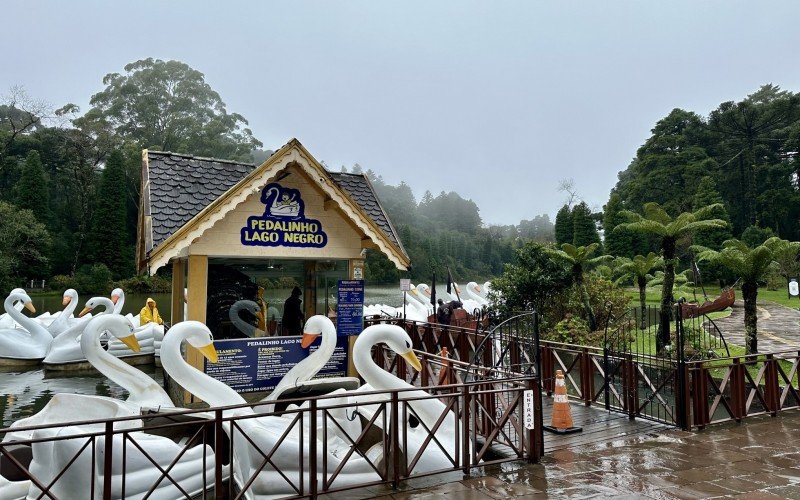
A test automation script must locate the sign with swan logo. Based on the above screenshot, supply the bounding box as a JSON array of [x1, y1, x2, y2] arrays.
[[241, 182, 328, 248]]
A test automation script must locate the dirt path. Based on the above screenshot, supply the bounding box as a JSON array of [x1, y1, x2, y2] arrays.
[[712, 299, 800, 353]]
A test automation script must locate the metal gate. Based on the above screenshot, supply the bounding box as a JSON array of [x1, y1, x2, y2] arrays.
[[603, 302, 731, 427]]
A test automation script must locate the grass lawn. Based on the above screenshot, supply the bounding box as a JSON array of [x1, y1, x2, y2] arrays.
[[624, 284, 800, 311]]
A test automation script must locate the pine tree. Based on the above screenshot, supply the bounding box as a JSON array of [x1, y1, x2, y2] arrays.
[[15, 150, 49, 224], [88, 150, 130, 278], [571, 202, 601, 247], [603, 193, 633, 257], [692, 177, 732, 250], [554, 204, 573, 245]]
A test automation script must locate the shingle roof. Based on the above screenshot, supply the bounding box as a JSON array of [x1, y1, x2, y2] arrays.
[[143, 150, 403, 255]]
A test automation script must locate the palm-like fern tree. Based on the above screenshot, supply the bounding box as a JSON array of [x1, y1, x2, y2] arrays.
[[615, 203, 727, 351], [694, 239, 774, 354], [616, 253, 663, 328], [547, 243, 609, 331], [764, 237, 800, 280]]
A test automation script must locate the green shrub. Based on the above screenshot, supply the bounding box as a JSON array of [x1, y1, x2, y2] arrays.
[[72, 264, 113, 295], [114, 275, 171, 294]]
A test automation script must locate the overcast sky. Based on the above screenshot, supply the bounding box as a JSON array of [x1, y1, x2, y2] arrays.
[[3, 1, 800, 225]]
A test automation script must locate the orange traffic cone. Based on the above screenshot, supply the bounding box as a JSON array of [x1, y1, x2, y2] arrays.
[[543, 370, 582, 434]]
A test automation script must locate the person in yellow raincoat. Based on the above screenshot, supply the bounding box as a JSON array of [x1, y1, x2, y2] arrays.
[[140, 297, 164, 325]]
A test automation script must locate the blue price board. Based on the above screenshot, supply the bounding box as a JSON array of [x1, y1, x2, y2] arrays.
[[337, 279, 364, 337], [204, 336, 348, 393]]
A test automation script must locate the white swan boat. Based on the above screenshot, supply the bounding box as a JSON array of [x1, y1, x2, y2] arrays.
[[0, 291, 52, 366], [254, 316, 360, 414], [24, 316, 216, 499], [42, 297, 153, 370], [0, 288, 26, 329]]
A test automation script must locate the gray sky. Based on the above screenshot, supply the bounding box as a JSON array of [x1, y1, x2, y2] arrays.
[[3, 1, 800, 225]]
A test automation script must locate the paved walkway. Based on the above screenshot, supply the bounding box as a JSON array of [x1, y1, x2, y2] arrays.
[[713, 300, 800, 353], [347, 411, 800, 499]]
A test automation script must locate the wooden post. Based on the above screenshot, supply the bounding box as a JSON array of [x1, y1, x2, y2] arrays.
[[185, 254, 208, 404], [691, 365, 710, 429], [765, 354, 780, 416], [730, 359, 746, 421], [580, 348, 594, 406], [170, 259, 185, 325]]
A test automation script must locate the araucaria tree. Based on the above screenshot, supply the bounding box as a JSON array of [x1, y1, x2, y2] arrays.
[[616, 203, 727, 351], [694, 240, 775, 354], [616, 253, 663, 328], [547, 243, 608, 331]]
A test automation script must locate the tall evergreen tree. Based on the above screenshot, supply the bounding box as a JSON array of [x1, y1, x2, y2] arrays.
[[88, 151, 129, 278], [554, 204, 573, 245], [571, 202, 601, 247], [691, 177, 733, 282], [14, 150, 49, 224], [603, 193, 634, 257]]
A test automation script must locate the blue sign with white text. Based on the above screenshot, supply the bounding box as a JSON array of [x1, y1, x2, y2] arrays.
[[337, 279, 364, 337], [241, 183, 328, 248], [204, 336, 348, 393]]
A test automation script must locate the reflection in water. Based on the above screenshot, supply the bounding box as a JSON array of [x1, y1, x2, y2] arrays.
[[0, 366, 163, 428]]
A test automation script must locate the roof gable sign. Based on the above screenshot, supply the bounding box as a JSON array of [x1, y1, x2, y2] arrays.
[[144, 139, 409, 272]]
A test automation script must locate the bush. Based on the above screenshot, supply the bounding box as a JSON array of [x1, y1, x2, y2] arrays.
[[78, 264, 113, 294], [544, 274, 630, 333], [113, 275, 171, 294]]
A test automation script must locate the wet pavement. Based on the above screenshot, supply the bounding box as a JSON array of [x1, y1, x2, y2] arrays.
[[345, 411, 800, 499], [714, 301, 800, 354]]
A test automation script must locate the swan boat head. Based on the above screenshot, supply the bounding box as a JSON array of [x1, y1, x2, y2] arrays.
[[360, 325, 422, 372], [110, 288, 124, 305], [79, 296, 114, 317], [62, 289, 78, 307], [7, 290, 36, 314], [179, 322, 219, 363], [90, 315, 142, 353], [300, 314, 335, 348]]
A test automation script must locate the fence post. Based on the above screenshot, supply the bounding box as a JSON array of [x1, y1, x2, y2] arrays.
[[526, 378, 541, 464], [461, 384, 471, 475], [674, 303, 690, 429], [309, 399, 318, 497], [102, 421, 113, 500], [390, 391, 400, 488], [731, 358, 746, 421], [214, 409, 224, 499], [765, 354, 780, 416], [580, 348, 593, 406], [541, 345, 554, 395], [691, 365, 709, 429]]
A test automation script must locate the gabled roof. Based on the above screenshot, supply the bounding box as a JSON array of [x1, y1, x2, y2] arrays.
[[137, 139, 409, 272]]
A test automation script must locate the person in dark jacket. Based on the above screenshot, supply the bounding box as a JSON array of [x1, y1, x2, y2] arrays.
[[282, 286, 304, 336], [436, 298, 451, 325]]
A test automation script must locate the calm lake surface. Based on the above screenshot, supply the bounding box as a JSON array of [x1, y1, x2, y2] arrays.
[[1, 283, 469, 427]]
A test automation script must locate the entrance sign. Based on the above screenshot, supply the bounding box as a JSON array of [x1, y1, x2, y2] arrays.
[[400, 279, 411, 291], [205, 336, 348, 393], [337, 280, 364, 337], [790, 278, 799, 298], [524, 390, 535, 430], [241, 183, 328, 248]]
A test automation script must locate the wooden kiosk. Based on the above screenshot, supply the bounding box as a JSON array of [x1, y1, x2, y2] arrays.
[[136, 139, 409, 403]]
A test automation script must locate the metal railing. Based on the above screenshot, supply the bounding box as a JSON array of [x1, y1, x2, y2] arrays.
[[0, 348, 539, 499]]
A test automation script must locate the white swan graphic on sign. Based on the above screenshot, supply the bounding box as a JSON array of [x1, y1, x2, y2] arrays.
[[262, 184, 302, 219]]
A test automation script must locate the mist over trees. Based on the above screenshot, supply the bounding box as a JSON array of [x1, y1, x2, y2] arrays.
[[0, 58, 555, 290]]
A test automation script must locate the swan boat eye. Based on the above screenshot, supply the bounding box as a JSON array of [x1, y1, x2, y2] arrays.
[[405, 340, 411, 349]]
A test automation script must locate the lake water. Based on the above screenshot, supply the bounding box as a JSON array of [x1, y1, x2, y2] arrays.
[[25, 283, 468, 320], [1, 283, 471, 428]]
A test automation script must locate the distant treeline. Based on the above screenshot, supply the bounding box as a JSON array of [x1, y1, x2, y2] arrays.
[[343, 165, 555, 283], [0, 58, 555, 292]]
